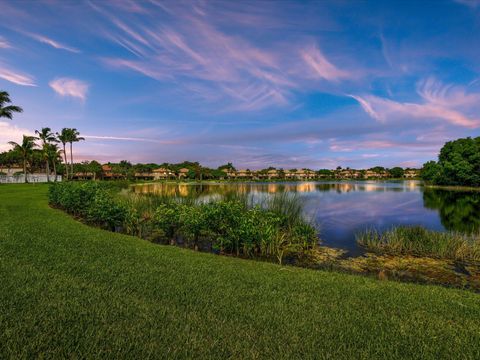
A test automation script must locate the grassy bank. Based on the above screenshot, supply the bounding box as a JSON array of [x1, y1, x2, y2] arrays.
[[1, 184, 480, 359]]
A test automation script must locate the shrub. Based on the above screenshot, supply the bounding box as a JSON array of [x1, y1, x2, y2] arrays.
[[49, 182, 126, 230], [49, 182, 320, 264]]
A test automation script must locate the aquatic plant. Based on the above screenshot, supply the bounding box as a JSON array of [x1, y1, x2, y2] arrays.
[[356, 226, 480, 261]]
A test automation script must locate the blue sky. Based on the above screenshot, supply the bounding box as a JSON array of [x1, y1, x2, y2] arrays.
[[1, 0, 479, 169]]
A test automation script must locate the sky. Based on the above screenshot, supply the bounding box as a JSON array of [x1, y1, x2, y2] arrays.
[[0, 0, 479, 169]]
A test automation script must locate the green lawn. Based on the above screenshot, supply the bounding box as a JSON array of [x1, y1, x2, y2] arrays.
[[1, 185, 479, 359]]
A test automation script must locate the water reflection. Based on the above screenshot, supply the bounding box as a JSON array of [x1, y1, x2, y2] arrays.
[[132, 181, 478, 254], [423, 189, 480, 233], [133, 180, 423, 197]]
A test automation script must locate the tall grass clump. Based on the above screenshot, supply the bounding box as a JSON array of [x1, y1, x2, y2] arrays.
[[357, 226, 480, 261]]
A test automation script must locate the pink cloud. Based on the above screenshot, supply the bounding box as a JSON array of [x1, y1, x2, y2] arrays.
[[0, 36, 11, 49], [94, 2, 352, 112], [26, 33, 80, 53], [350, 78, 480, 128], [0, 63, 36, 86], [301, 45, 349, 81], [49, 77, 89, 101]]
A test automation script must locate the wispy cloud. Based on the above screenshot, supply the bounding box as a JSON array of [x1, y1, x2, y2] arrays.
[[83, 134, 181, 145], [0, 36, 11, 49], [0, 63, 36, 86], [93, 1, 352, 112], [49, 77, 89, 101], [454, 0, 480, 9], [350, 77, 480, 128], [26, 33, 80, 53], [301, 45, 349, 81]]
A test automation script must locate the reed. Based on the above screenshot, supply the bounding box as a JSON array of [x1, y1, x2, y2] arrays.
[[357, 226, 480, 261]]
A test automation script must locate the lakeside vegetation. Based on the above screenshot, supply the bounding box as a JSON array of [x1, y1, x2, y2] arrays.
[[48, 181, 318, 265], [2, 184, 480, 358], [357, 226, 480, 262]]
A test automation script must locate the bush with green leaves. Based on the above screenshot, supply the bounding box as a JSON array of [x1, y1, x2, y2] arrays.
[[49, 182, 126, 230], [49, 182, 319, 264]]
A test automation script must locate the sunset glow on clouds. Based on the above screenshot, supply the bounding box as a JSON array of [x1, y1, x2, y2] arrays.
[[0, 0, 479, 168]]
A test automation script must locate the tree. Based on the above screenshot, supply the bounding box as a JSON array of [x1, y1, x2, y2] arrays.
[[0, 91, 23, 120], [86, 160, 103, 180], [218, 162, 236, 171], [46, 143, 62, 181], [67, 128, 85, 179], [422, 137, 480, 186], [8, 135, 38, 183], [421, 161, 440, 182], [389, 167, 404, 178], [35, 127, 57, 182], [56, 129, 70, 180]]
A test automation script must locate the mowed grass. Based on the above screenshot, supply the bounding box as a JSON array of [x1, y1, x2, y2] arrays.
[[1, 185, 480, 359]]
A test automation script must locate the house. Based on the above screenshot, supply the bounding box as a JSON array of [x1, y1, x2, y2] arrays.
[[284, 170, 294, 179], [71, 172, 94, 180], [267, 169, 278, 179], [364, 170, 376, 179], [236, 169, 251, 179], [222, 169, 237, 179], [134, 172, 155, 180], [153, 167, 174, 180], [0, 166, 23, 176], [101, 164, 125, 180], [178, 168, 190, 179], [293, 169, 315, 180], [404, 169, 420, 178]]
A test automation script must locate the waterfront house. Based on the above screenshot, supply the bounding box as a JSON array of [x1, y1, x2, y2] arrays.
[[178, 168, 190, 179], [236, 169, 251, 179], [72, 172, 94, 180], [101, 164, 125, 180], [153, 167, 174, 180], [267, 169, 278, 179], [134, 172, 155, 180], [404, 169, 419, 178]]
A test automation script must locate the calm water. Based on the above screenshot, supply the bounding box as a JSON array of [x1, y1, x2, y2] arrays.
[[133, 181, 480, 255]]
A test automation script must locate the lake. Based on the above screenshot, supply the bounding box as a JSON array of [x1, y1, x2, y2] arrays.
[[133, 180, 480, 255]]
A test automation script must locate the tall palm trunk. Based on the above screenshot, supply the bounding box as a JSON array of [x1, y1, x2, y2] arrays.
[[70, 142, 74, 180], [52, 158, 57, 182], [23, 156, 27, 183], [45, 156, 50, 182], [62, 143, 68, 180]]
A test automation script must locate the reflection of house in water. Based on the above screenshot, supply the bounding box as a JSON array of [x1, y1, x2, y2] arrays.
[[267, 183, 278, 193], [296, 183, 316, 192]]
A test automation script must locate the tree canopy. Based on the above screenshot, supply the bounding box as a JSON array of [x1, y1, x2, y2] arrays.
[[421, 137, 480, 186]]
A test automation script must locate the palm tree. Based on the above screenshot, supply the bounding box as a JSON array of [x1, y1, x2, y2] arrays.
[[0, 91, 23, 120], [8, 135, 38, 183], [67, 128, 84, 178], [35, 127, 57, 182], [46, 143, 62, 182], [56, 129, 70, 180]]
